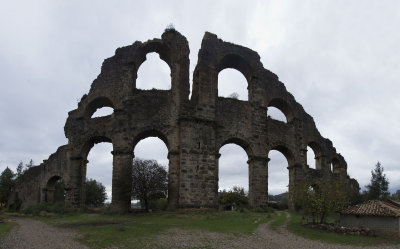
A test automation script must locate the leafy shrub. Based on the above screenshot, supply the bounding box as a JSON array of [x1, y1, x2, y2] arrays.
[[23, 202, 75, 216], [156, 198, 168, 211], [219, 186, 248, 210], [254, 206, 274, 213]]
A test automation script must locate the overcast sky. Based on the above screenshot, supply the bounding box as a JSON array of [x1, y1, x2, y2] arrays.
[[1, 1, 399, 199]]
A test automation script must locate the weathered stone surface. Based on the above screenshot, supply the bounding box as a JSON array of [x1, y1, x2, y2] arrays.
[[8, 30, 359, 212]]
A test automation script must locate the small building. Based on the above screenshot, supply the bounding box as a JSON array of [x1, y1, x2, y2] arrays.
[[339, 200, 400, 237]]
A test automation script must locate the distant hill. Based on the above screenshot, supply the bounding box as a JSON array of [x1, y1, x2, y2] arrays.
[[270, 192, 288, 201]]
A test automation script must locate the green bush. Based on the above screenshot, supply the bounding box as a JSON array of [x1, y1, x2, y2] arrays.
[[219, 186, 248, 210], [8, 197, 22, 211], [156, 198, 168, 211], [254, 206, 274, 213], [23, 202, 75, 215]]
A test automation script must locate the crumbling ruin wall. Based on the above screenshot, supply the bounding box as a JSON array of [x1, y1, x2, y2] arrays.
[[9, 30, 359, 212]]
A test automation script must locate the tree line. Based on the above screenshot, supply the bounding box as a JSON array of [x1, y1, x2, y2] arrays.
[[1, 159, 397, 216]]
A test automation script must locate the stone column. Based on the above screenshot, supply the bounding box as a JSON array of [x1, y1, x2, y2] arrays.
[[111, 150, 133, 213], [168, 150, 180, 208], [287, 164, 303, 210], [313, 155, 321, 170], [318, 154, 330, 175], [248, 155, 269, 208], [64, 156, 86, 208]]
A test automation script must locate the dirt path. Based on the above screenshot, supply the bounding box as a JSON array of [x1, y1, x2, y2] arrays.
[[1, 217, 88, 249], [1, 214, 399, 249], [151, 212, 400, 249]]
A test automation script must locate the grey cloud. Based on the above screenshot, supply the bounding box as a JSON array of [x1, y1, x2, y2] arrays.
[[1, 1, 399, 197]]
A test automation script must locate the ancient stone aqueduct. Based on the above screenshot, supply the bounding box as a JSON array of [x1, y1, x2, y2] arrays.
[[9, 30, 359, 212]]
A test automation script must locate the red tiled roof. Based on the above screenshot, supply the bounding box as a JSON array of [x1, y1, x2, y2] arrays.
[[339, 200, 400, 217]]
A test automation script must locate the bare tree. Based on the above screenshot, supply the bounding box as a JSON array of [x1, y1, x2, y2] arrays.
[[132, 158, 168, 211]]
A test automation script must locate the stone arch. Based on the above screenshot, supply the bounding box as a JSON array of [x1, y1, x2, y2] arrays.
[[44, 175, 62, 203], [80, 136, 113, 160], [268, 98, 294, 123], [75, 136, 114, 208], [331, 157, 341, 173], [216, 54, 251, 101], [135, 52, 172, 90], [306, 141, 322, 170], [216, 54, 252, 81], [267, 144, 297, 207], [133, 42, 173, 91], [267, 150, 290, 195], [219, 137, 253, 157], [218, 137, 253, 193], [84, 97, 114, 119], [133, 129, 170, 151], [268, 144, 295, 166], [132, 128, 177, 207]]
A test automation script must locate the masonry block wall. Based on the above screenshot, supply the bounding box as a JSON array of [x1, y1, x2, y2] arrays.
[[8, 30, 360, 212]]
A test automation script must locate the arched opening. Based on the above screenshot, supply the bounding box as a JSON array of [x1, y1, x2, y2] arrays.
[[91, 107, 113, 118], [268, 98, 293, 123], [133, 136, 169, 210], [331, 158, 340, 174], [218, 143, 249, 192], [86, 142, 112, 205], [136, 52, 171, 90], [45, 176, 64, 203], [218, 69, 248, 101], [84, 97, 114, 118], [307, 142, 321, 170], [218, 142, 249, 210], [267, 107, 287, 123], [268, 148, 291, 209]]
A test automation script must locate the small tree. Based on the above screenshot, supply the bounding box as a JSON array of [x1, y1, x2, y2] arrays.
[[366, 162, 390, 200], [85, 178, 107, 207], [228, 92, 239, 99], [219, 186, 248, 210], [16, 161, 24, 179], [165, 23, 175, 32], [391, 190, 400, 201], [293, 178, 348, 224], [132, 158, 168, 212], [25, 159, 34, 170], [0, 167, 15, 207]]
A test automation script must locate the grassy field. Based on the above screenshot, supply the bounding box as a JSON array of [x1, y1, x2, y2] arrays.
[[287, 211, 400, 246], [3, 208, 400, 248], [36, 210, 273, 248], [0, 214, 15, 241]]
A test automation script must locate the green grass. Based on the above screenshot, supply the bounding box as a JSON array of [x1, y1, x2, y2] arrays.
[[0, 215, 15, 241], [37, 210, 273, 248], [29, 209, 400, 248], [269, 211, 287, 231], [287, 211, 400, 246]]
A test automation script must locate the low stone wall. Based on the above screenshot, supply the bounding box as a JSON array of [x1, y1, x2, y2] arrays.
[[305, 223, 376, 236], [340, 214, 399, 237]]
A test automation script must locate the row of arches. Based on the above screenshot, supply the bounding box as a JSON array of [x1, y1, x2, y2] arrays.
[[83, 94, 335, 173], [44, 136, 343, 206], [91, 51, 291, 123]]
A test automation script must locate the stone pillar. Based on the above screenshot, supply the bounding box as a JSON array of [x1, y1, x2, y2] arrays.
[[64, 156, 86, 208], [318, 154, 331, 175], [248, 155, 269, 208], [168, 150, 180, 208], [111, 150, 133, 213], [287, 164, 303, 210]]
